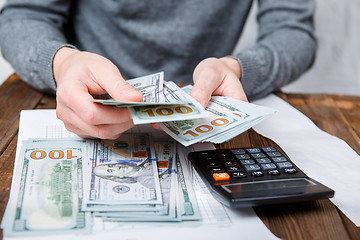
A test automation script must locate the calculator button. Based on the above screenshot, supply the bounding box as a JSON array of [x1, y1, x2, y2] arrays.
[[260, 163, 277, 170], [277, 162, 293, 169], [231, 172, 247, 178], [284, 168, 297, 174], [246, 148, 261, 153], [231, 149, 246, 155], [217, 152, 234, 161], [202, 156, 217, 161], [271, 157, 287, 163], [206, 162, 221, 168], [244, 164, 261, 172], [222, 160, 237, 167], [235, 154, 251, 160], [209, 167, 225, 173], [251, 171, 264, 177], [267, 152, 282, 157], [213, 172, 230, 181], [267, 169, 281, 175], [226, 166, 241, 172], [251, 153, 266, 158], [261, 147, 277, 152], [239, 159, 255, 165], [199, 151, 214, 157], [255, 158, 271, 164]]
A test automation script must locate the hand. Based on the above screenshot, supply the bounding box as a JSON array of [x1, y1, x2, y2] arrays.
[[190, 57, 247, 108], [53, 47, 143, 139]]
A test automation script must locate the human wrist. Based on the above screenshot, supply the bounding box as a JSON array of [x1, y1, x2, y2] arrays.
[[219, 57, 242, 80], [53, 47, 80, 84]]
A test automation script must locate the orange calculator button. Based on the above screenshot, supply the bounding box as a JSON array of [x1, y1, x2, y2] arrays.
[[213, 172, 230, 181]]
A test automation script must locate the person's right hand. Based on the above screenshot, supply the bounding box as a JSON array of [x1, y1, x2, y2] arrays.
[[53, 47, 143, 139]]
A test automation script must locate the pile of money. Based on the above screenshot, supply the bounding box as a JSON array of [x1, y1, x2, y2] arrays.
[[94, 72, 276, 146], [1, 135, 200, 236]]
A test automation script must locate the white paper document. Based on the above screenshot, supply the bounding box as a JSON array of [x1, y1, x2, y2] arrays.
[[253, 94, 360, 227], [4, 109, 278, 240]]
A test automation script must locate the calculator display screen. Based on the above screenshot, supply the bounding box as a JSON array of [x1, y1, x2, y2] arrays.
[[222, 178, 315, 193]]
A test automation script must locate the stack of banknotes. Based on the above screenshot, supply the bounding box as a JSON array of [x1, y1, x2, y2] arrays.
[[93, 72, 276, 146], [2, 135, 200, 236]]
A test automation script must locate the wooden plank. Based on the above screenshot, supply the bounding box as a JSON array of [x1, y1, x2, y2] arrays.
[[217, 131, 251, 149], [255, 199, 351, 239], [337, 209, 360, 240], [0, 135, 17, 238], [278, 93, 360, 154], [332, 95, 360, 154], [36, 94, 56, 109], [0, 75, 42, 155]]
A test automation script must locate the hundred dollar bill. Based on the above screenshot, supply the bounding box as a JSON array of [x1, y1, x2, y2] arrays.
[[204, 96, 276, 143], [93, 72, 189, 107], [176, 144, 201, 221], [129, 81, 209, 124], [158, 109, 236, 147], [158, 85, 275, 146], [93, 141, 179, 221], [82, 133, 162, 206], [1, 140, 91, 237]]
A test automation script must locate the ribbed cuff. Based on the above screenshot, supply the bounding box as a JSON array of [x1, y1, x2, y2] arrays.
[[227, 48, 269, 100], [36, 41, 77, 93]]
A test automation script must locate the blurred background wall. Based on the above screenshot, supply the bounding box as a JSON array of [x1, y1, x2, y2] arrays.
[[0, 0, 359, 95], [235, 0, 360, 95]]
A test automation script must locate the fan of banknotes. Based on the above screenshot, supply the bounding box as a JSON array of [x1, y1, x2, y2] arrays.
[[93, 72, 276, 146]]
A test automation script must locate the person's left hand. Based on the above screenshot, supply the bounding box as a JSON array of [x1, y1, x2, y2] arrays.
[[190, 57, 247, 108]]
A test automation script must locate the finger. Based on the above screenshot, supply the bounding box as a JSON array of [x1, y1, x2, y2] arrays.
[[151, 123, 163, 130], [191, 68, 222, 107], [91, 61, 143, 102], [213, 73, 248, 102], [57, 81, 134, 126], [57, 91, 135, 138], [61, 113, 134, 139], [63, 123, 93, 139]]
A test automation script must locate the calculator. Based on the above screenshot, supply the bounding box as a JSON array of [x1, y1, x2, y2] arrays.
[[188, 147, 334, 208]]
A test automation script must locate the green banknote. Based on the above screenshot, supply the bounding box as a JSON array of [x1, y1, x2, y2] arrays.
[[129, 81, 209, 124], [1, 140, 91, 237], [93, 141, 180, 221], [82, 133, 162, 206], [92, 72, 165, 106]]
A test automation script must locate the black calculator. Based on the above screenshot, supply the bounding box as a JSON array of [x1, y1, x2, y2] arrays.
[[188, 147, 334, 208]]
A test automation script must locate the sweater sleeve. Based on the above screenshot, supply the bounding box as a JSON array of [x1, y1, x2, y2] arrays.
[[233, 0, 317, 100], [0, 0, 75, 94]]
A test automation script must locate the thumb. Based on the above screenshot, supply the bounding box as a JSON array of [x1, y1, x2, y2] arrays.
[[108, 80, 144, 102], [93, 61, 143, 102], [190, 70, 221, 108]]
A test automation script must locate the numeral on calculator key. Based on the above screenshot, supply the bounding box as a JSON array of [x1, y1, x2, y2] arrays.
[[262, 147, 277, 152]]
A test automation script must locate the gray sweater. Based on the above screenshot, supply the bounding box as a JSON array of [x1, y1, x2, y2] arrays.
[[0, 0, 316, 100]]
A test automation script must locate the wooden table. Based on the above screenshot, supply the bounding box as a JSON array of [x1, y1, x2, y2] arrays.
[[1, 74, 360, 239]]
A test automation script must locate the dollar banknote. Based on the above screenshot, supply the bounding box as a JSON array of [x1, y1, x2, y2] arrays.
[[1, 140, 91, 237], [93, 72, 189, 107], [176, 144, 201, 221], [130, 81, 209, 124], [93, 141, 180, 221], [158, 86, 275, 146], [82, 133, 163, 206]]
